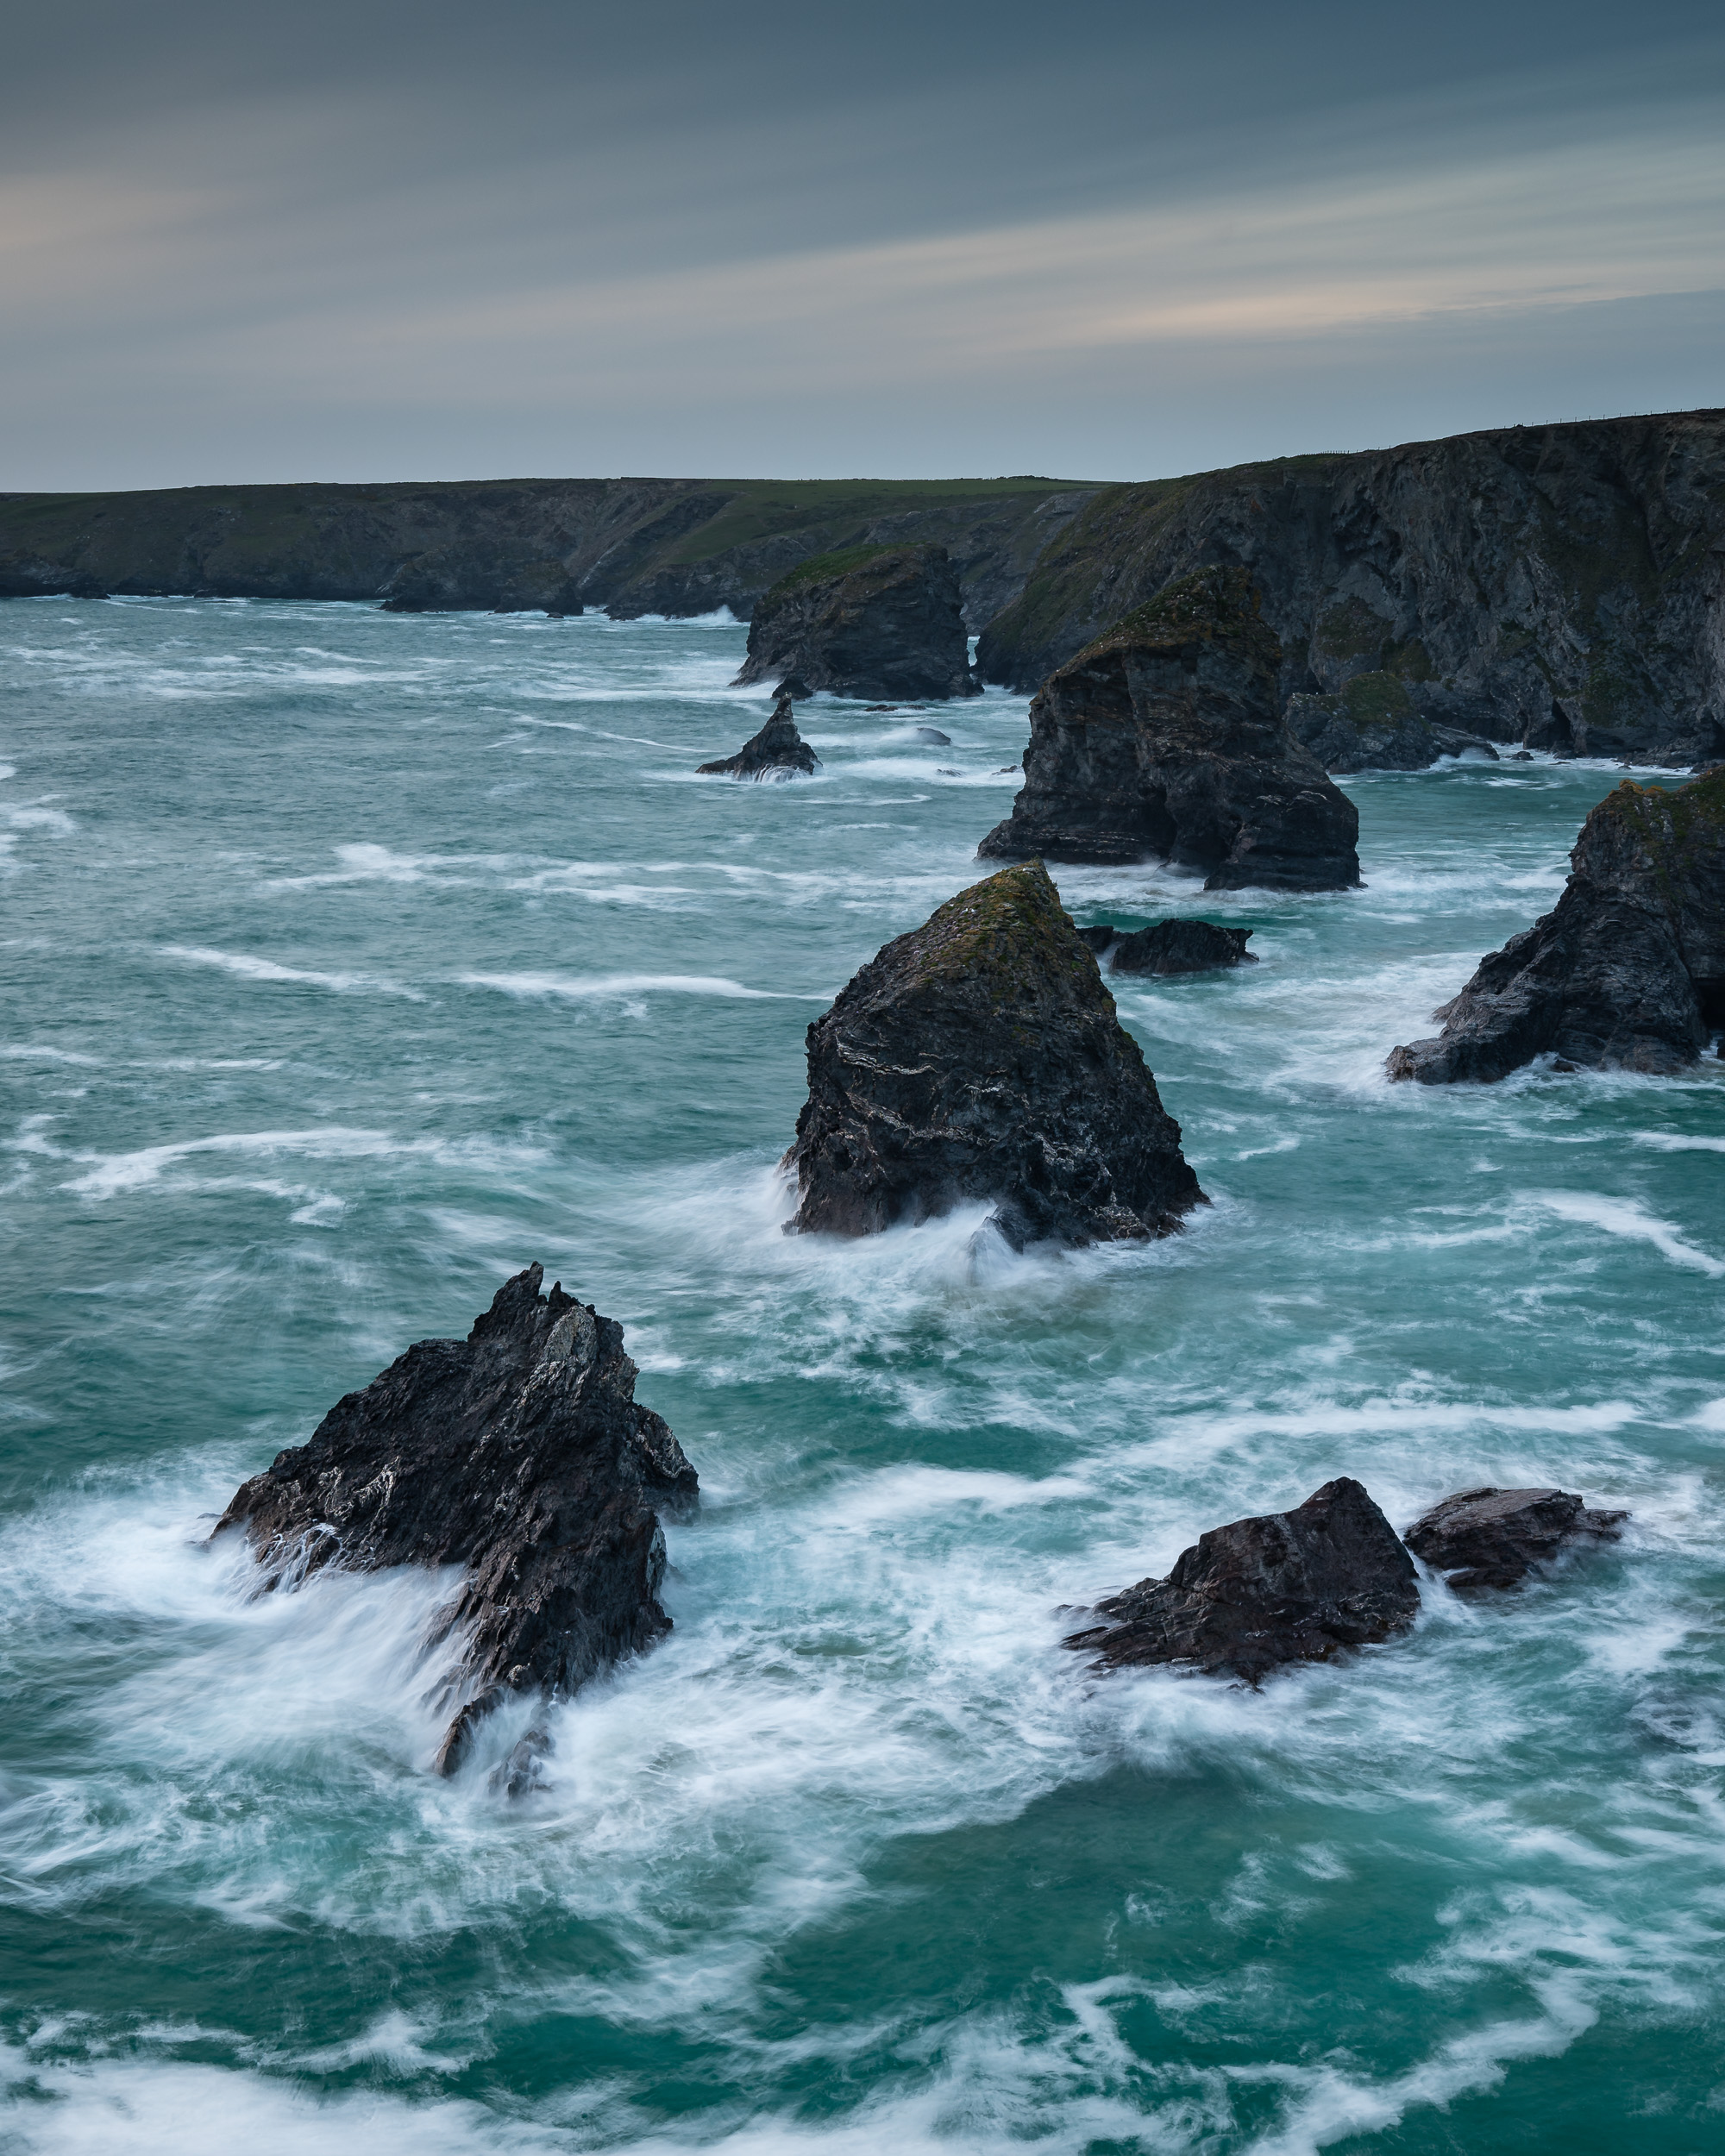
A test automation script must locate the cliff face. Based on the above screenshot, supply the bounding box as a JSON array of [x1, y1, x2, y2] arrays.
[[977, 412, 1725, 767], [0, 475, 1092, 627], [732, 543, 979, 699], [978, 567, 1360, 891]]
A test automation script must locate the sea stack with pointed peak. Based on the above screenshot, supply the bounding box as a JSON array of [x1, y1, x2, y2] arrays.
[[213, 1264, 699, 1776], [732, 542, 981, 701], [978, 567, 1360, 891], [697, 690, 820, 779], [1388, 769, 1725, 1081], [781, 859, 1203, 1249]]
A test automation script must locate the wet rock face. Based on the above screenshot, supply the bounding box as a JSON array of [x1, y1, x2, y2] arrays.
[[214, 1265, 698, 1773], [1403, 1487, 1626, 1595], [1064, 1477, 1419, 1683], [1286, 683, 1501, 773], [977, 568, 1360, 891], [732, 543, 981, 701], [782, 859, 1204, 1250], [1084, 919, 1256, 975], [1389, 769, 1725, 1081], [696, 692, 819, 780]]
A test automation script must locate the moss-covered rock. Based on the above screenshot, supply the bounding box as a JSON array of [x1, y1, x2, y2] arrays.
[[782, 860, 1203, 1248]]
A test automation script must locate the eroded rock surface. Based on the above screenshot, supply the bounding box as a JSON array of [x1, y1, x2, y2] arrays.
[[1389, 769, 1725, 1081], [1082, 919, 1257, 975], [1403, 1487, 1627, 1595], [214, 1264, 698, 1773], [1286, 680, 1501, 773], [977, 567, 1359, 891], [696, 692, 819, 779], [782, 859, 1203, 1249], [1064, 1478, 1419, 1683], [733, 543, 981, 701]]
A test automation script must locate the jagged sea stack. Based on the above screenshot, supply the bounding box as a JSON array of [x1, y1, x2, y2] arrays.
[[214, 1265, 698, 1773], [1389, 770, 1725, 1081], [696, 691, 819, 779], [978, 567, 1360, 890], [782, 860, 1203, 1249], [732, 543, 981, 701]]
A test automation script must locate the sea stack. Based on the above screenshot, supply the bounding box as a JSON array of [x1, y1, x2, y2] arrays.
[[213, 1265, 699, 1774], [1064, 1478, 1420, 1683], [1388, 769, 1725, 1081], [697, 690, 820, 779], [978, 567, 1360, 891], [1402, 1487, 1627, 1595], [781, 859, 1203, 1249], [732, 543, 981, 701]]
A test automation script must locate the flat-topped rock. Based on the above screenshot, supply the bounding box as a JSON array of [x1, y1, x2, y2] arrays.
[[1403, 1486, 1627, 1595], [782, 859, 1203, 1249], [696, 692, 819, 780], [978, 567, 1360, 890], [732, 542, 980, 702], [213, 1264, 698, 1774], [1389, 769, 1725, 1081], [1064, 1477, 1419, 1683]]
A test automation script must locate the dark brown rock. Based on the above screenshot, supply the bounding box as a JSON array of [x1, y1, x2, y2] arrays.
[[213, 1265, 698, 1774], [733, 543, 981, 701], [1064, 1478, 1419, 1683], [696, 692, 819, 780], [1389, 769, 1725, 1081], [977, 567, 1360, 891], [1109, 920, 1256, 975], [1402, 1487, 1627, 1595], [782, 859, 1203, 1250]]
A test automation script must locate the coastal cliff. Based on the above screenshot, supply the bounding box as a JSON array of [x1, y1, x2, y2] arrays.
[[977, 411, 1725, 767], [733, 543, 979, 699]]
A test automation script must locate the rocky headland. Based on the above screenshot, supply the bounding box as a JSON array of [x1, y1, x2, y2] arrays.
[[1402, 1487, 1627, 1595], [213, 1264, 698, 1774], [696, 693, 819, 779], [1388, 769, 1725, 1081], [782, 859, 1203, 1249], [732, 543, 980, 701], [1064, 1478, 1420, 1683], [978, 567, 1360, 891], [978, 411, 1725, 767]]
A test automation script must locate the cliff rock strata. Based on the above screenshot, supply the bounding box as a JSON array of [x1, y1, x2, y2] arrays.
[[213, 1264, 698, 1774], [978, 567, 1360, 891], [782, 860, 1203, 1249]]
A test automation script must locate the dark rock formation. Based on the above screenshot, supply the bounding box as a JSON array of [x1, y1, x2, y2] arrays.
[[775, 674, 812, 700], [1388, 770, 1725, 1081], [915, 725, 953, 745], [1403, 1487, 1627, 1596], [1286, 680, 1501, 772], [0, 477, 1092, 624], [1063, 1478, 1419, 1683], [977, 567, 1360, 891], [696, 693, 820, 780], [1106, 920, 1256, 975], [782, 859, 1203, 1249], [976, 409, 1725, 768], [213, 1265, 698, 1773], [733, 544, 982, 701]]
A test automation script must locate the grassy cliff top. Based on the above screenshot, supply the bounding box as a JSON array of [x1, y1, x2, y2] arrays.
[[761, 541, 937, 599], [900, 860, 1105, 1001], [1073, 565, 1283, 674]]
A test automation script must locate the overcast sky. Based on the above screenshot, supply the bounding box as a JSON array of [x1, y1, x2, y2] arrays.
[[4, 0, 1722, 488]]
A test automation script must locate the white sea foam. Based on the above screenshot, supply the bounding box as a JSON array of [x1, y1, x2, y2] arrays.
[[1527, 1188, 1725, 1275], [160, 945, 423, 998], [460, 970, 825, 1003]]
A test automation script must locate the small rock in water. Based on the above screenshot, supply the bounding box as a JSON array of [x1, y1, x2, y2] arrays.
[[1109, 920, 1255, 975], [1075, 924, 1117, 954], [696, 691, 819, 780], [1064, 1477, 1419, 1683], [1402, 1486, 1626, 1595], [915, 725, 952, 745], [488, 1725, 553, 1799]]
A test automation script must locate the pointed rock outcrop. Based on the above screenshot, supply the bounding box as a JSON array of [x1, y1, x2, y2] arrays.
[[978, 567, 1360, 890], [1064, 1478, 1419, 1683], [1389, 769, 1725, 1081], [782, 860, 1203, 1249], [213, 1265, 698, 1773], [697, 691, 820, 779], [732, 543, 981, 701]]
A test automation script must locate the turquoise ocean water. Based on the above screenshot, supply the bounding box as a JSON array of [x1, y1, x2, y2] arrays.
[[1, 598, 1722, 2153]]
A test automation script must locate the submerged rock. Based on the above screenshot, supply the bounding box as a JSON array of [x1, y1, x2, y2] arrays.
[[782, 859, 1203, 1249], [978, 567, 1360, 890], [732, 543, 981, 702], [1403, 1487, 1627, 1595], [1064, 1477, 1419, 1683], [213, 1264, 699, 1774], [915, 725, 953, 745], [1086, 919, 1257, 975], [1388, 769, 1725, 1081], [696, 692, 820, 780]]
